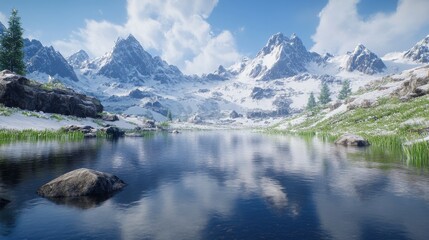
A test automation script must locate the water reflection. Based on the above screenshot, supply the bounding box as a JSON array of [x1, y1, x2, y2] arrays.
[[0, 132, 428, 239]]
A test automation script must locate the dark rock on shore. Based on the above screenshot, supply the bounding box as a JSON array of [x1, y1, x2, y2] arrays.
[[37, 168, 126, 198], [0, 70, 103, 118], [63, 125, 98, 138], [102, 126, 125, 138], [335, 133, 370, 147]]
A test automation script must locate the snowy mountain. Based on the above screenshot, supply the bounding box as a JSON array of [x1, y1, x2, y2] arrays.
[[88, 35, 183, 84], [235, 33, 322, 81], [23, 39, 79, 82], [17, 30, 428, 124], [67, 50, 89, 69], [345, 44, 386, 75], [404, 35, 429, 63], [0, 21, 5, 35]]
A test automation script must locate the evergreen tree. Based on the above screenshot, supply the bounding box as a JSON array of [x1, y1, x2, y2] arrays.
[[306, 92, 316, 110], [167, 110, 172, 121], [0, 9, 25, 75], [318, 82, 331, 105], [338, 80, 352, 100]]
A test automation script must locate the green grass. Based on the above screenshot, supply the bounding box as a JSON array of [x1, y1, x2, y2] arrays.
[[22, 111, 48, 119], [50, 114, 64, 121], [0, 105, 13, 116], [0, 129, 84, 144], [403, 141, 429, 168], [272, 95, 429, 168], [158, 121, 170, 128]]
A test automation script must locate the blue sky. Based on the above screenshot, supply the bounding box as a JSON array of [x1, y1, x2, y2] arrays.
[[0, 0, 427, 74]]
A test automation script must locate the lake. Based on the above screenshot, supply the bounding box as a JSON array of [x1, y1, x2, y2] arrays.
[[0, 131, 428, 240]]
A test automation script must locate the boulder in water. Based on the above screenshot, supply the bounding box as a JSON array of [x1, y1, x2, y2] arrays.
[[37, 168, 126, 198], [335, 133, 370, 147]]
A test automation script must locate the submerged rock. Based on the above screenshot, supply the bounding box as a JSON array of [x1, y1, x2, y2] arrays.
[[335, 133, 370, 147], [37, 168, 126, 198]]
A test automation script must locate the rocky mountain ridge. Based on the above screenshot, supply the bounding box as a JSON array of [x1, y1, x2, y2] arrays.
[[24, 38, 79, 82], [404, 35, 429, 63]]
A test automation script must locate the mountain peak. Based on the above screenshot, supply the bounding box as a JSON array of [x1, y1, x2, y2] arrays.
[[346, 44, 386, 75], [242, 33, 321, 80], [24, 38, 79, 82], [95, 33, 183, 83], [67, 50, 90, 69], [404, 34, 429, 63], [0, 21, 6, 35]]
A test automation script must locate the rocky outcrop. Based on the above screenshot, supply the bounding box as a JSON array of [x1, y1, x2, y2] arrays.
[[230, 110, 243, 119], [335, 133, 370, 146], [101, 113, 119, 121], [37, 168, 126, 198], [392, 74, 429, 100], [0, 71, 103, 118]]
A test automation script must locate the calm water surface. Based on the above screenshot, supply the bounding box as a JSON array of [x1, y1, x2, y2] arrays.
[[0, 131, 428, 240]]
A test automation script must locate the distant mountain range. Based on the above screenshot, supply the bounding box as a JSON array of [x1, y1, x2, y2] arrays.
[[0, 20, 428, 121]]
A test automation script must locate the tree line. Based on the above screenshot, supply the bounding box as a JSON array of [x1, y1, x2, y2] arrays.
[[306, 80, 352, 110], [0, 9, 25, 75]]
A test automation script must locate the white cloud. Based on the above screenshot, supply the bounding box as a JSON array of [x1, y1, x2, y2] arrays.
[[311, 0, 429, 55], [53, 0, 240, 75], [0, 12, 8, 27]]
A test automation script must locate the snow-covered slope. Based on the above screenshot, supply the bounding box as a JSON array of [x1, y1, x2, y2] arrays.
[[66, 32, 427, 123], [24, 39, 79, 82], [16, 31, 428, 125]]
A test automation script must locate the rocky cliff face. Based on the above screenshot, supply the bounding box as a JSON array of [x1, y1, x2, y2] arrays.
[[0, 70, 102, 118]]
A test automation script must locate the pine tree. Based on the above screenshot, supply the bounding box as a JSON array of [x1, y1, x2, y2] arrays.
[[0, 9, 25, 75], [167, 110, 172, 121], [306, 92, 316, 110], [319, 82, 331, 105], [338, 80, 352, 100]]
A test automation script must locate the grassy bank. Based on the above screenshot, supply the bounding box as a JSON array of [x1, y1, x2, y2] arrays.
[[270, 95, 429, 168], [0, 129, 85, 143]]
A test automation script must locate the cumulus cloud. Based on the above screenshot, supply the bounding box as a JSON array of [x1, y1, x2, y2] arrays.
[[53, 0, 240, 75], [311, 0, 429, 55]]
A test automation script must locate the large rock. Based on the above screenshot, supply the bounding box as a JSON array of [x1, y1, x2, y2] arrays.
[[335, 133, 370, 147], [0, 71, 103, 118], [37, 168, 126, 198], [102, 126, 125, 138]]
